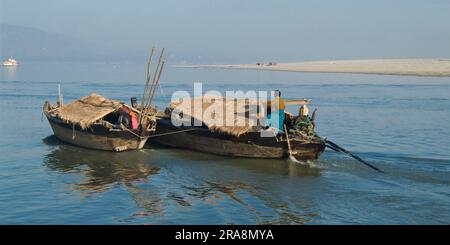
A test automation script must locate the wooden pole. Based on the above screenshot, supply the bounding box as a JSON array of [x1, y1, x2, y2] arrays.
[[284, 124, 293, 156], [142, 48, 165, 119], [142, 60, 165, 120], [57, 82, 63, 107], [147, 60, 165, 108], [141, 47, 155, 110], [140, 47, 155, 125], [145, 48, 165, 109]]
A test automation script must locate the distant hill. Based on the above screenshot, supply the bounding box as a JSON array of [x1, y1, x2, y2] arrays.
[[0, 24, 123, 61], [0, 24, 225, 63]]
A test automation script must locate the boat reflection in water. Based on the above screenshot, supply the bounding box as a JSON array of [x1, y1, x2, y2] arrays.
[[43, 136, 321, 224], [164, 146, 323, 178], [43, 135, 163, 218]]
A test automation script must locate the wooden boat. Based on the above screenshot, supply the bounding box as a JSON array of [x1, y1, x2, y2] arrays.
[[151, 97, 325, 160], [43, 93, 156, 151]]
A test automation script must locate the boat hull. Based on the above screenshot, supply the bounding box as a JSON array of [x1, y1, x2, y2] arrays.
[[151, 119, 325, 160], [45, 113, 148, 152]]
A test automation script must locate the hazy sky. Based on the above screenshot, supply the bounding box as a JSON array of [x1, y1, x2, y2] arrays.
[[1, 0, 450, 62]]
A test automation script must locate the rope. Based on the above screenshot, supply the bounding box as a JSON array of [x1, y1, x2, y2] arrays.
[[122, 127, 148, 139], [122, 127, 197, 139], [148, 128, 197, 138]]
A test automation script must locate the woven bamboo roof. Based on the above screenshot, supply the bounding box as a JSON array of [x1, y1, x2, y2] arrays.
[[56, 93, 124, 129], [169, 96, 264, 137]]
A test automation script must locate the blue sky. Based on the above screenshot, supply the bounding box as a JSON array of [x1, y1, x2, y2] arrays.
[[1, 0, 449, 62]]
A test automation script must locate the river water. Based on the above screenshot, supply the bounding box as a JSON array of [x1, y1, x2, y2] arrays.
[[1, 61, 449, 224]]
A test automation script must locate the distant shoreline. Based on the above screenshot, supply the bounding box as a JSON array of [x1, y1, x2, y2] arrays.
[[173, 59, 450, 77]]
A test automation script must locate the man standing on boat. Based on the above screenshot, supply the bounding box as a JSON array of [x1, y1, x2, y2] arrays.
[[268, 90, 286, 133]]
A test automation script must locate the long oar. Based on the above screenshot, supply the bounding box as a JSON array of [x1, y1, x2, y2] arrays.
[[325, 139, 384, 173]]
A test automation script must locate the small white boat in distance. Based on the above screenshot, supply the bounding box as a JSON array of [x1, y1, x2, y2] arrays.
[[2, 57, 19, 67]]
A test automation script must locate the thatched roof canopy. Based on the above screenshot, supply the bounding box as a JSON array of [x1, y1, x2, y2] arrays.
[[169, 96, 264, 137], [56, 93, 124, 129]]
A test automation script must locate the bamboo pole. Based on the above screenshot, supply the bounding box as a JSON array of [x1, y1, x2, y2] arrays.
[[141, 47, 155, 110], [142, 60, 165, 120], [143, 48, 165, 118], [139, 47, 155, 125], [145, 48, 165, 109], [147, 60, 165, 108], [57, 82, 63, 107]]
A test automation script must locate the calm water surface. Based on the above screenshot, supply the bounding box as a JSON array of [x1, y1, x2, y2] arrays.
[[0, 61, 449, 224]]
